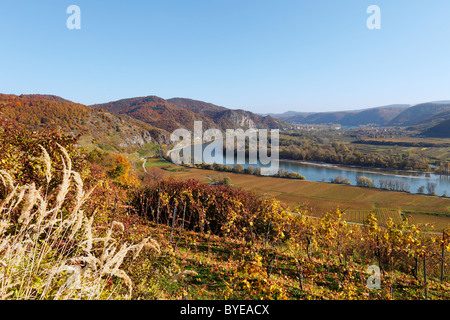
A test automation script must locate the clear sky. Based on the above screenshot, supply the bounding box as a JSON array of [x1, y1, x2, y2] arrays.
[[1, 1, 450, 113]]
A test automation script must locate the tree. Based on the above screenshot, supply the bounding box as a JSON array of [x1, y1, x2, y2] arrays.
[[233, 164, 244, 174], [223, 177, 232, 186], [108, 154, 139, 186], [356, 176, 375, 188], [244, 165, 255, 175], [426, 182, 437, 195]]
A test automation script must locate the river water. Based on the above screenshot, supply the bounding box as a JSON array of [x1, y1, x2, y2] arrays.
[[199, 148, 450, 196], [276, 160, 450, 196]]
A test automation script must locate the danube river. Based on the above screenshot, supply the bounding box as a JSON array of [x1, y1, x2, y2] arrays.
[[200, 149, 450, 196]]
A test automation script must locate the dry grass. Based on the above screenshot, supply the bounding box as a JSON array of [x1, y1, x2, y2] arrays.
[[0, 144, 160, 300]]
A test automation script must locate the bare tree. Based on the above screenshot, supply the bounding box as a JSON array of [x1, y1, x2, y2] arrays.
[[426, 182, 437, 195]]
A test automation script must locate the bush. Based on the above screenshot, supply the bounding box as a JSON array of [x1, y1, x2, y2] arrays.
[[332, 175, 349, 185], [356, 176, 375, 188], [223, 176, 232, 186], [213, 163, 224, 171], [244, 165, 255, 175], [130, 178, 292, 242], [233, 164, 244, 173], [0, 118, 87, 195], [289, 172, 305, 180]]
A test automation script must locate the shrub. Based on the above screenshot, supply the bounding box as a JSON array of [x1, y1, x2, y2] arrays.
[[356, 176, 375, 188], [244, 165, 255, 175], [130, 178, 292, 242], [332, 175, 349, 184], [233, 164, 244, 173], [223, 176, 232, 186]]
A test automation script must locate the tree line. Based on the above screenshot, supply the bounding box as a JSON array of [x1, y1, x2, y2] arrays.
[[188, 162, 305, 180], [279, 137, 431, 171]]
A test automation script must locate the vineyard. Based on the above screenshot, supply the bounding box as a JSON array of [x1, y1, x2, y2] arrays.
[[340, 209, 403, 226], [129, 179, 450, 300], [1, 122, 449, 300]]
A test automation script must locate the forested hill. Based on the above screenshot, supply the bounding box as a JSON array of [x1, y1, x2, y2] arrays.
[[422, 119, 450, 138], [91, 96, 216, 132], [270, 105, 409, 126], [0, 93, 288, 151], [92, 96, 289, 132], [388, 103, 450, 127], [168, 97, 287, 130], [0, 94, 169, 150], [269, 102, 450, 132]]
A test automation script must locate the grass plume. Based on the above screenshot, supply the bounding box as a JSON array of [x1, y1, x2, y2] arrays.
[[0, 145, 160, 300]]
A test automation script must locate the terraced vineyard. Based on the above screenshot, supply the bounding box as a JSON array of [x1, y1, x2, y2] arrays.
[[341, 208, 403, 226]]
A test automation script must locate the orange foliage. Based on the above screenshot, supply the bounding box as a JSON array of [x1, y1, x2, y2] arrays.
[[109, 154, 139, 187]]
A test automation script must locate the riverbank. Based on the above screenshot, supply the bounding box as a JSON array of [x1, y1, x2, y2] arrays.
[[279, 158, 436, 177], [136, 158, 450, 230], [278, 158, 449, 197]]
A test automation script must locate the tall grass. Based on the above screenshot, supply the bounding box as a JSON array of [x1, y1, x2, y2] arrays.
[[0, 144, 159, 299]]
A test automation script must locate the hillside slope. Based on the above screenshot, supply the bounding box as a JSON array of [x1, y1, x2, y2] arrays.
[[0, 94, 168, 151], [271, 105, 408, 126], [92, 96, 288, 132], [388, 103, 450, 127], [422, 118, 450, 138], [92, 96, 217, 132], [168, 97, 288, 130]]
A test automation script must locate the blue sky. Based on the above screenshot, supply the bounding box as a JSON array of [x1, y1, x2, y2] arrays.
[[1, 1, 450, 113]]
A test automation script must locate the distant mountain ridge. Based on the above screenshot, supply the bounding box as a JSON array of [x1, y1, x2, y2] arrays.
[[267, 102, 450, 133], [267, 101, 450, 137], [387, 103, 450, 127], [3, 93, 450, 142], [269, 104, 410, 126]]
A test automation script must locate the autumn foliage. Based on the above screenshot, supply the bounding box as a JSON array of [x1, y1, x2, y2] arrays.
[[130, 179, 450, 299]]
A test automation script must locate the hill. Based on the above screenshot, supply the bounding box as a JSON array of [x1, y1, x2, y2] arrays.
[[406, 110, 450, 132], [167, 97, 227, 113], [168, 97, 288, 130], [270, 105, 409, 126], [91, 96, 217, 133], [388, 103, 450, 127], [422, 118, 450, 138], [0, 94, 169, 151], [0, 94, 288, 153], [92, 96, 289, 132]]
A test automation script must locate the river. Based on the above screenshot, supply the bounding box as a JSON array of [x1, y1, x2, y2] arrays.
[[199, 148, 450, 196]]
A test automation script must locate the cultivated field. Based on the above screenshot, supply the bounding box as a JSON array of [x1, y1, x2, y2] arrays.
[[137, 160, 450, 231]]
